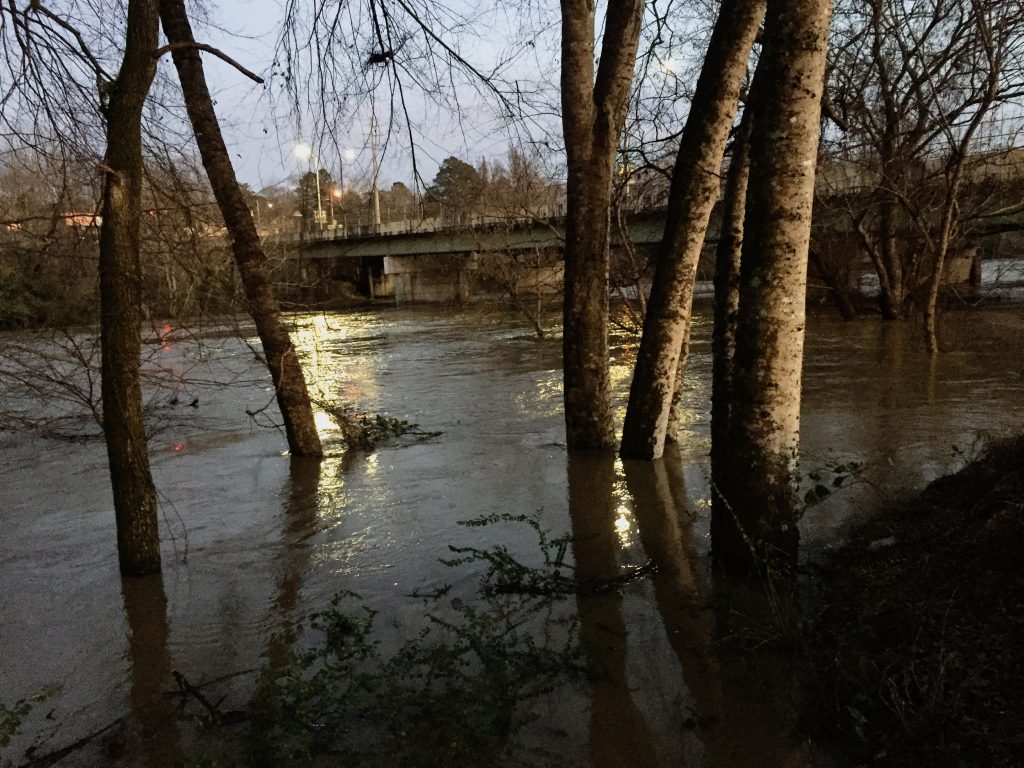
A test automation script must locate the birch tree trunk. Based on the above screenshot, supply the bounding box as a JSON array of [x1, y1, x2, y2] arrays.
[[714, 0, 832, 576], [560, 0, 644, 450], [99, 0, 162, 576], [159, 0, 322, 457], [620, 0, 765, 460]]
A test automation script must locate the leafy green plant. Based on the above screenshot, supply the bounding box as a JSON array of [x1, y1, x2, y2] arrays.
[[443, 513, 576, 597], [247, 589, 580, 767], [235, 515, 597, 766], [801, 459, 864, 508], [1, 685, 59, 747]]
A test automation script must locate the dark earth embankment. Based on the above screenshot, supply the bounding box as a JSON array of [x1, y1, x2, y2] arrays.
[[803, 435, 1024, 767]]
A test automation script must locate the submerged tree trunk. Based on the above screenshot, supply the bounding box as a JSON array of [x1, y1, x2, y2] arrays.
[[560, 0, 644, 450], [159, 0, 322, 457], [620, 0, 765, 460], [709, 112, 753, 547], [714, 0, 832, 576], [99, 0, 162, 577]]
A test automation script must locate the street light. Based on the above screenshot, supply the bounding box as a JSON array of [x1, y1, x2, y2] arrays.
[[294, 141, 324, 231], [330, 187, 342, 227]]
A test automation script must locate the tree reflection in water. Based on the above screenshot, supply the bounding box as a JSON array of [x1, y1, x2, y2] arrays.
[[627, 445, 812, 767], [121, 574, 180, 768], [264, 455, 322, 674], [187, 447, 812, 767], [567, 453, 659, 768]]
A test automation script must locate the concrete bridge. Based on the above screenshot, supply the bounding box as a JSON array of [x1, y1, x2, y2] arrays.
[[273, 211, 671, 303], [270, 201, 1024, 304]]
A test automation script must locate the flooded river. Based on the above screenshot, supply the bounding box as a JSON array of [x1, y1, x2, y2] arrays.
[[1, 303, 1022, 766]]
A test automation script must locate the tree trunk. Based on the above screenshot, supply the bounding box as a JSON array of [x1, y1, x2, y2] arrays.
[[922, 196, 956, 353], [159, 0, 322, 457], [714, 0, 832, 577], [620, 0, 765, 460], [560, 0, 644, 450], [808, 246, 858, 320], [923, 63, 997, 352], [99, 0, 162, 577], [869, 5, 906, 321], [709, 112, 753, 547], [876, 168, 906, 319]]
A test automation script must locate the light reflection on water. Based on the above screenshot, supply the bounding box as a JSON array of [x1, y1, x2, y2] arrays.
[[1, 303, 1022, 765]]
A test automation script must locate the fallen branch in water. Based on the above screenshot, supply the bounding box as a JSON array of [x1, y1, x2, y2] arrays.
[[16, 716, 126, 768], [167, 670, 249, 725], [318, 402, 442, 451]]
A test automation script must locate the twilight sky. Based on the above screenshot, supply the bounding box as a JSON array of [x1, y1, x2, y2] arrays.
[[195, 0, 565, 192]]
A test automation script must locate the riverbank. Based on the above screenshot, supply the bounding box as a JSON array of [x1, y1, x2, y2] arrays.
[[802, 435, 1024, 767]]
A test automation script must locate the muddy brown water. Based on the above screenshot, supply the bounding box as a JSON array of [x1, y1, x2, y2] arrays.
[[1, 303, 1022, 766]]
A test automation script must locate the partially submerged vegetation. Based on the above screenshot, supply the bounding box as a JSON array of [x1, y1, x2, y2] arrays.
[[319, 402, 441, 452], [803, 435, 1024, 767], [185, 516, 584, 768]]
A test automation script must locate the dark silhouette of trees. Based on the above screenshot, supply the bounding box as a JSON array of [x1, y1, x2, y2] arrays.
[[819, 0, 1024, 339], [425, 157, 484, 225]]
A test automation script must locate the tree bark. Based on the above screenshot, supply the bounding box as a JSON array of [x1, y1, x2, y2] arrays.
[[709, 112, 753, 548], [620, 0, 765, 460], [714, 0, 832, 576], [99, 0, 162, 577], [159, 0, 322, 457], [560, 0, 644, 450]]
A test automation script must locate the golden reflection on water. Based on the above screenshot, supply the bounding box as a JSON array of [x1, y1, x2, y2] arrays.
[[514, 370, 563, 417], [614, 504, 633, 547], [314, 454, 352, 526], [313, 410, 338, 433], [363, 452, 380, 477], [287, 313, 382, 439], [612, 458, 640, 549]]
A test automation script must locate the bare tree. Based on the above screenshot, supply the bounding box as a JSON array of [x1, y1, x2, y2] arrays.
[[820, 0, 1024, 335], [619, 0, 765, 460], [714, 0, 832, 575], [560, 0, 645, 449], [709, 109, 753, 559], [158, 0, 323, 457], [473, 148, 564, 337], [97, 0, 163, 576]]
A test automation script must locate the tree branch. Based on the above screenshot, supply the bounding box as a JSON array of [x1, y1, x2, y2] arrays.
[[153, 41, 264, 84]]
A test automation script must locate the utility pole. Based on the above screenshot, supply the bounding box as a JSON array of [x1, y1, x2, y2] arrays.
[[313, 153, 323, 231], [371, 115, 382, 232]]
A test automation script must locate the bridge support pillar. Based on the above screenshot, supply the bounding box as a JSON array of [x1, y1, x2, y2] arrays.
[[384, 253, 477, 303]]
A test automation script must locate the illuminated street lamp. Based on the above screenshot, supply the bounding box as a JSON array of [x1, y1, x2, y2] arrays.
[[330, 187, 342, 226]]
